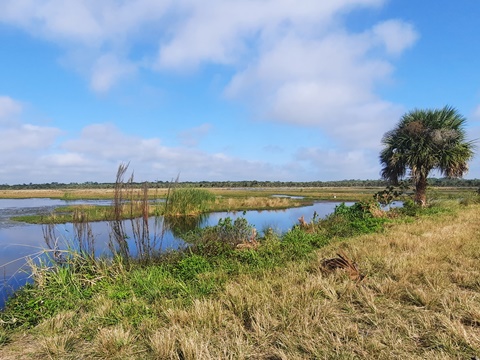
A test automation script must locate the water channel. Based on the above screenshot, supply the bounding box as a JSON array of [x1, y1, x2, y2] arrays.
[[0, 197, 358, 309]]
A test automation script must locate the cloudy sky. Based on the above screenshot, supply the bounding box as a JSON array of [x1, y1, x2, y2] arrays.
[[1, 0, 479, 184]]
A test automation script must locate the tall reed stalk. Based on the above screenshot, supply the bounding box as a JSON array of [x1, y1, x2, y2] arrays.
[[108, 163, 167, 264], [108, 163, 131, 267], [130, 181, 162, 264]]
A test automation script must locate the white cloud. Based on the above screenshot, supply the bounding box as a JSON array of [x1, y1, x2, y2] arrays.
[[62, 123, 159, 161], [41, 152, 89, 167], [224, 27, 411, 148], [0, 0, 172, 45], [0, 0, 174, 93], [0, 0, 414, 112], [0, 96, 22, 123], [371, 19, 418, 56], [1, 1, 102, 43], [0, 97, 62, 152], [2, 124, 61, 150], [156, 0, 385, 69], [55, 123, 285, 182], [156, 1, 416, 149], [90, 53, 137, 92], [0, 95, 65, 182], [0, 115, 386, 184]]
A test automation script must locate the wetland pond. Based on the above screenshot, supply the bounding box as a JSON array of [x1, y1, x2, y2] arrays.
[[0, 197, 360, 309]]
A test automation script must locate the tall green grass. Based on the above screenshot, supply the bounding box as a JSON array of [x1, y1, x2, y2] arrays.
[[164, 187, 215, 216]]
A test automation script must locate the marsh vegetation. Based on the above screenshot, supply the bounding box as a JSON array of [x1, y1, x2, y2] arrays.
[[1, 181, 480, 358]]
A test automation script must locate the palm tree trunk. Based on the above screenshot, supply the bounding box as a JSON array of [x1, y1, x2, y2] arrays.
[[415, 175, 428, 206]]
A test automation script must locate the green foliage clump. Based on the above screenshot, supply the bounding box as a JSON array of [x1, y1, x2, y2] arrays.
[[0, 328, 10, 346], [174, 254, 212, 281], [397, 198, 454, 217], [165, 188, 215, 216], [323, 201, 387, 237], [373, 182, 410, 207], [281, 227, 328, 259], [184, 217, 255, 255], [398, 198, 421, 216]]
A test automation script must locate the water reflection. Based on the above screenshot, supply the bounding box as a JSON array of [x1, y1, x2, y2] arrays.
[[163, 214, 208, 237]]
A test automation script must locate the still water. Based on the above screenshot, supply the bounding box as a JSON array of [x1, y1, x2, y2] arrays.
[[0, 198, 352, 309]]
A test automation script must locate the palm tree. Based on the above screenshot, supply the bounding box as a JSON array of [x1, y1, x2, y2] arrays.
[[380, 106, 475, 206]]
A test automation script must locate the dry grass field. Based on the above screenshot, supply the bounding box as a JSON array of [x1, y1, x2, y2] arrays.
[[1, 201, 480, 359]]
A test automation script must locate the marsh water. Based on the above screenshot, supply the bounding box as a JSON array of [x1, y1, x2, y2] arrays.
[[0, 198, 355, 309]]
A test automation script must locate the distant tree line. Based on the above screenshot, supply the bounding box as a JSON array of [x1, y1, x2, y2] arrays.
[[1, 178, 480, 190]]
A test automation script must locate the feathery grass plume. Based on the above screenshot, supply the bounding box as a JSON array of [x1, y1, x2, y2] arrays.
[[108, 163, 131, 266], [130, 181, 156, 263]]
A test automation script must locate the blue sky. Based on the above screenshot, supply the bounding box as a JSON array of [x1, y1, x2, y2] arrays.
[[1, 0, 479, 184]]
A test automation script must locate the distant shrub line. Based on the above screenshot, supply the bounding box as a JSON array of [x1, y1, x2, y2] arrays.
[[2, 177, 480, 190]]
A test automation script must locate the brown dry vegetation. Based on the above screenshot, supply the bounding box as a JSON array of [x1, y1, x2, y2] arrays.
[[2, 203, 480, 359], [215, 196, 303, 210], [0, 188, 169, 200]]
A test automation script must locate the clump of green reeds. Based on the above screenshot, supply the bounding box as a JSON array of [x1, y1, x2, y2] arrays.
[[165, 187, 215, 216]]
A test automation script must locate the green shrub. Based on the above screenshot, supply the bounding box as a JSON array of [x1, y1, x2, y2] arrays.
[[321, 201, 387, 237], [399, 198, 420, 216], [333, 201, 374, 220], [184, 217, 255, 255], [282, 227, 328, 259], [174, 254, 212, 281]]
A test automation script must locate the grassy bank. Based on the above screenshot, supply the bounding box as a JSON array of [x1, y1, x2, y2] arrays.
[[6, 185, 469, 224], [1, 199, 480, 358], [0, 187, 367, 201]]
